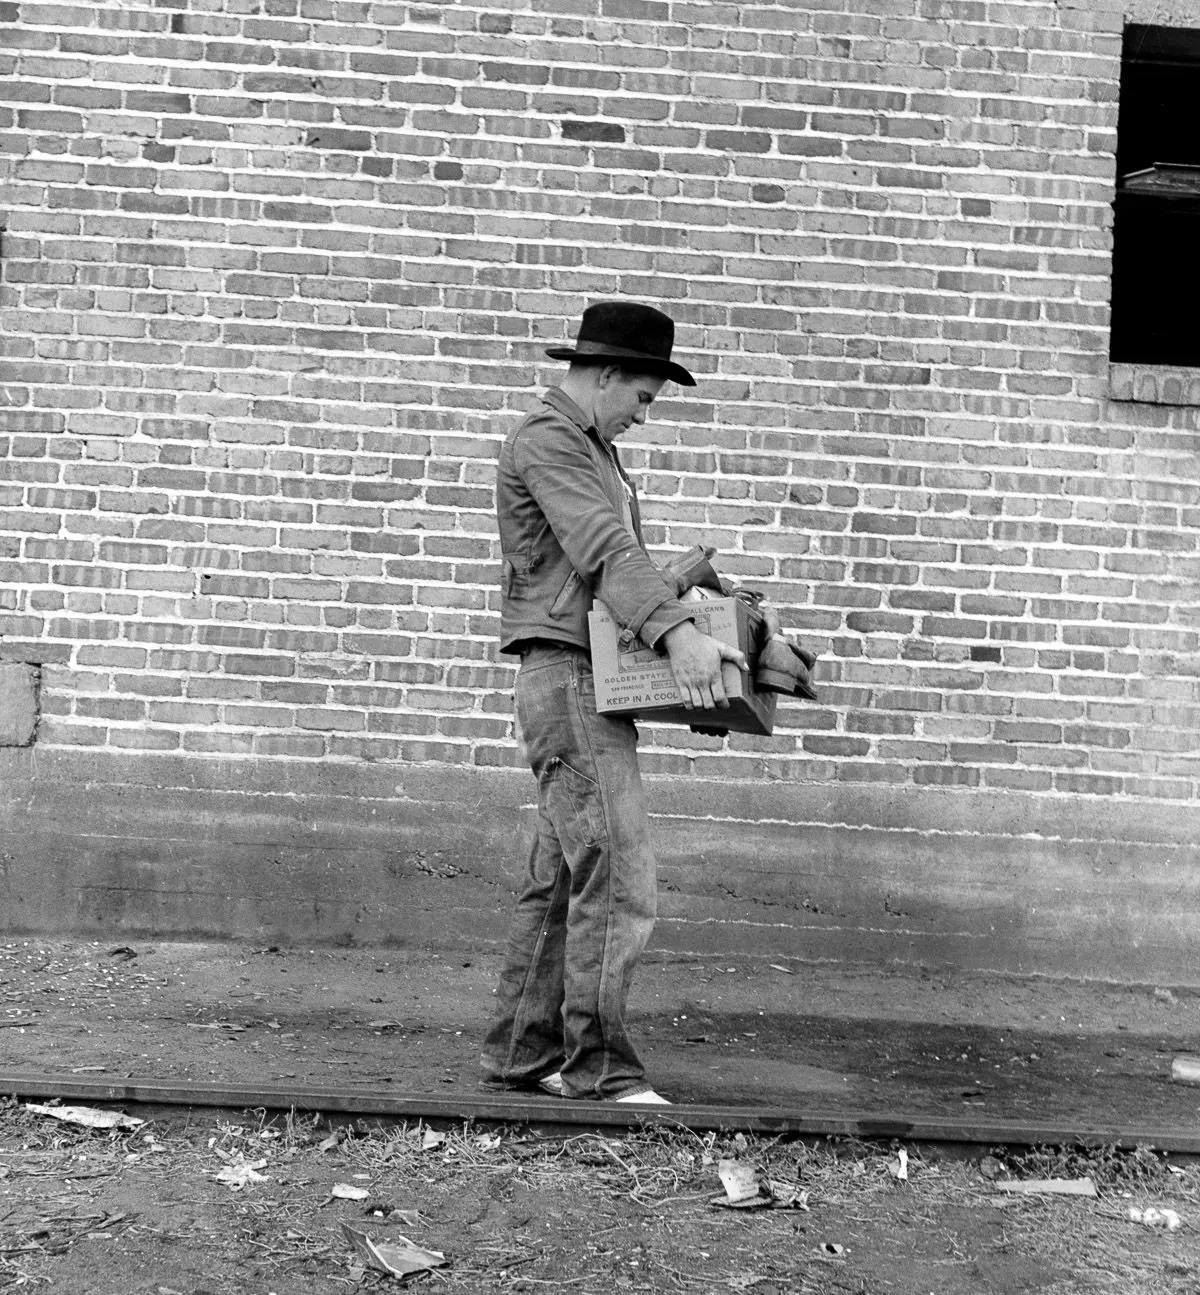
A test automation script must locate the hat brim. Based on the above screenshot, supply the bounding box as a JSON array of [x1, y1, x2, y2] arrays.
[[544, 344, 696, 387]]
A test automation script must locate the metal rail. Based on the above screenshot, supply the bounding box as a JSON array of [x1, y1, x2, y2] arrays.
[[3, 1072, 1199, 1152]]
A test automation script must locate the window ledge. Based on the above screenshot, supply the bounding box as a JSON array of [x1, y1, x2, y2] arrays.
[[1110, 362, 1200, 405]]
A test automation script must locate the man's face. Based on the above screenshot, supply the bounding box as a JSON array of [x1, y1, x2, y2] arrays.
[[593, 368, 665, 442]]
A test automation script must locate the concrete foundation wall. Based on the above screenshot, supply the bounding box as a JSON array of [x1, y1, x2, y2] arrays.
[[3, 748, 1197, 986]]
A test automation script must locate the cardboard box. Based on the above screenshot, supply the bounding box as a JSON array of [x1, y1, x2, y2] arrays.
[[588, 597, 777, 736]]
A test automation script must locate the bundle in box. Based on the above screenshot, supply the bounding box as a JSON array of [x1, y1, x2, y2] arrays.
[[587, 597, 776, 736]]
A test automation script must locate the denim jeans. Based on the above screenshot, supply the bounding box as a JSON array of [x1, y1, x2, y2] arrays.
[[481, 644, 657, 1099]]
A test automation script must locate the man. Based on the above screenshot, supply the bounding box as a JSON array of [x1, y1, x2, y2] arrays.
[[480, 301, 746, 1105]]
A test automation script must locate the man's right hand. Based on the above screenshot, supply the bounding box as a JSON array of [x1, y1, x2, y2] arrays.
[[662, 621, 748, 710]]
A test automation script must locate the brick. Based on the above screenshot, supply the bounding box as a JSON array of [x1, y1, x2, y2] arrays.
[[914, 765, 981, 787], [224, 655, 294, 677], [305, 127, 371, 150], [560, 119, 625, 144], [482, 61, 549, 85], [802, 735, 870, 758]]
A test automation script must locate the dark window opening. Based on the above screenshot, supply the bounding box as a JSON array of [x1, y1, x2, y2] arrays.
[[1110, 24, 1200, 367]]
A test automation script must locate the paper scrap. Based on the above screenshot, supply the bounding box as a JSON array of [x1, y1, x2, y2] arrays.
[[215, 1158, 269, 1190], [713, 1160, 808, 1210], [1128, 1205, 1182, 1230], [766, 1179, 810, 1210], [994, 1177, 1097, 1198], [25, 1103, 144, 1131], [717, 1158, 765, 1205], [340, 1223, 448, 1278]]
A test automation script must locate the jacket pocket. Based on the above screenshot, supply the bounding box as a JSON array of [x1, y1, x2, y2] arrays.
[[548, 569, 582, 618], [501, 552, 538, 596]]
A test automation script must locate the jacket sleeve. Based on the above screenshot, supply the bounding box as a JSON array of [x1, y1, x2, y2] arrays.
[[512, 419, 693, 648]]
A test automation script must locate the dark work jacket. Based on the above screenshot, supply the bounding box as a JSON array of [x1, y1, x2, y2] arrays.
[[496, 386, 691, 657]]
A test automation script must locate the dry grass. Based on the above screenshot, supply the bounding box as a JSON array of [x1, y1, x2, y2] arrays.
[[1, 1098, 1198, 1293]]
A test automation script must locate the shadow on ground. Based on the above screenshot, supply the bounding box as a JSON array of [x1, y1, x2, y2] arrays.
[[3, 939, 1199, 1137]]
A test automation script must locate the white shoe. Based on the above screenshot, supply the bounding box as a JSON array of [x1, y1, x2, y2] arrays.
[[536, 1071, 565, 1097], [614, 1087, 671, 1105]]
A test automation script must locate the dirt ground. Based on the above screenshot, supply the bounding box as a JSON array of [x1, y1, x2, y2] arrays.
[[2, 939, 1199, 1125], [3, 938, 1200, 1293]]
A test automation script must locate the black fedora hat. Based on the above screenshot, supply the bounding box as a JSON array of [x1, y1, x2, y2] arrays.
[[545, 301, 696, 386]]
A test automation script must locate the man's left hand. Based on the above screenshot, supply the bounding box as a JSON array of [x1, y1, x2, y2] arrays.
[[662, 621, 748, 709]]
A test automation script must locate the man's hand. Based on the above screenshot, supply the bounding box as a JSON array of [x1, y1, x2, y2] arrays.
[[662, 621, 748, 710]]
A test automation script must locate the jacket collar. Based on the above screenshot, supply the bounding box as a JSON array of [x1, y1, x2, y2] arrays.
[[541, 386, 627, 476], [541, 386, 594, 434]]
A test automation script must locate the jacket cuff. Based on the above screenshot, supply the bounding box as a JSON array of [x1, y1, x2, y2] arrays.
[[639, 600, 695, 650]]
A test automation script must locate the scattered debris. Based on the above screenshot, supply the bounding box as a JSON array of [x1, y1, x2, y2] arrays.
[[768, 964, 795, 974], [340, 1222, 448, 1278], [3, 938, 1189, 1289], [994, 1177, 1097, 1198], [765, 1180, 810, 1210], [1128, 1206, 1182, 1230], [108, 947, 138, 961], [214, 1157, 269, 1190], [421, 1129, 447, 1152], [979, 1155, 1005, 1181], [1170, 1055, 1200, 1085], [332, 1183, 371, 1201], [711, 1160, 809, 1210], [717, 1158, 763, 1206], [727, 1275, 774, 1291], [0, 1019, 36, 1029], [367, 1204, 421, 1226], [890, 1149, 909, 1182], [25, 1103, 145, 1131]]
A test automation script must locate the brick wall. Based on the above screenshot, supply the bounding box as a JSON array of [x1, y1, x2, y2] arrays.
[[1, 0, 1198, 971]]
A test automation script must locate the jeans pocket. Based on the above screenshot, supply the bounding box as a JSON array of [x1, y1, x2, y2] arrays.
[[548, 757, 608, 849]]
